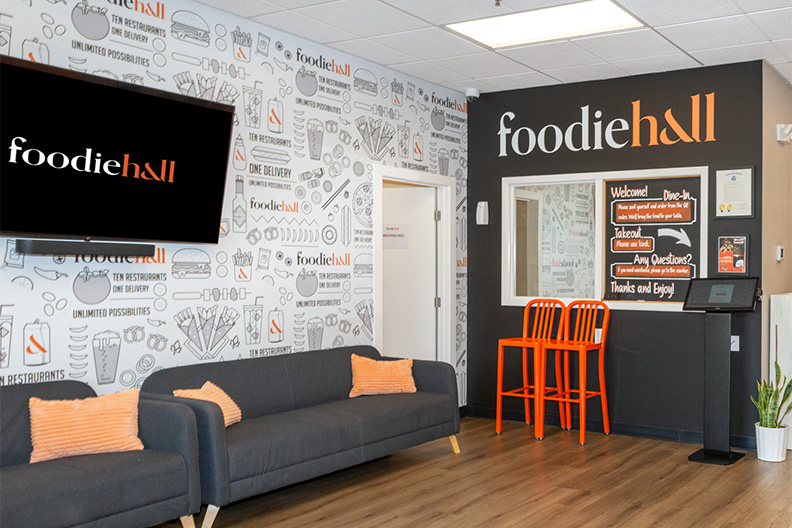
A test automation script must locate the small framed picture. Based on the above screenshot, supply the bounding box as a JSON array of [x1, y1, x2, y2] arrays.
[[717, 235, 748, 274], [715, 168, 753, 218]]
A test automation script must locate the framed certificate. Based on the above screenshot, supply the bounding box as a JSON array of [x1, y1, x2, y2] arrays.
[[715, 168, 753, 218]]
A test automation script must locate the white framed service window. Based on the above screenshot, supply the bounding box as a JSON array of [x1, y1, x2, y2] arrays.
[[501, 166, 709, 312]]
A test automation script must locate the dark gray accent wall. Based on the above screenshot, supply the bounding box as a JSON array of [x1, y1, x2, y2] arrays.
[[467, 61, 764, 446]]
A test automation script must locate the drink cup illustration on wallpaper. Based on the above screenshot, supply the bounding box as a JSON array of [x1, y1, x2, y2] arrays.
[[243, 84, 262, 129], [307, 317, 323, 351], [438, 148, 449, 176], [307, 119, 324, 160], [243, 303, 263, 345], [24, 320, 50, 366], [92, 330, 121, 384], [398, 123, 410, 158]]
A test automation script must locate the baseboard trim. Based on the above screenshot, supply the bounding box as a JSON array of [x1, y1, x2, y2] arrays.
[[466, 406, 757, 451]]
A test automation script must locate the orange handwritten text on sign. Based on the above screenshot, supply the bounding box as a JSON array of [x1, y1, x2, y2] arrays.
[[615, 201, 691, 224]]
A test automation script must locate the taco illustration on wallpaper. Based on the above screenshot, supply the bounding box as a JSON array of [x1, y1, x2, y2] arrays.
[[171, 11, 210, 47], [171, 248, 212, 279]]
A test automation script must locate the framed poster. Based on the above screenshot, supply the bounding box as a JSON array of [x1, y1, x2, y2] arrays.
[[717, 235, 748, 274], [715, 168, 753, 218]]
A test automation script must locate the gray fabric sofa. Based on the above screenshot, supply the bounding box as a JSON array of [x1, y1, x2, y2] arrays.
[[0, 380, 201, 528], [141, 345, 460, 528]]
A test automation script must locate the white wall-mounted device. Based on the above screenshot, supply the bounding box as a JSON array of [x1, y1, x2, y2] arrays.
[[777, 124, 792, 144], [476, 201, 489, 225]]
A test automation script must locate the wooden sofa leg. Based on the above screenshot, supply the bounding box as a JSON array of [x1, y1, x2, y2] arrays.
[[179, 515, 196, 528], [449, 435, 460, 454], [201, 505, 221, 528]]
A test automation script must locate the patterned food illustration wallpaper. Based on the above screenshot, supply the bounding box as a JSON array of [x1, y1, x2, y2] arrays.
[[0, 0, 469, 403]]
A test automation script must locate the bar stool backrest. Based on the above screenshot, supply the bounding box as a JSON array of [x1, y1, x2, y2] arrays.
[[524, 299, 566, 340], [565, 300, 610, 345]]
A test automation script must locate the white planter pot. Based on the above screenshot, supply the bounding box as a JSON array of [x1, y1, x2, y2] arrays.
[[755, 423, 789, 462]]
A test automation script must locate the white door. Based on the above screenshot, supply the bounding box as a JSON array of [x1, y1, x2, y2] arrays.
[[382, 181, 437, 360]]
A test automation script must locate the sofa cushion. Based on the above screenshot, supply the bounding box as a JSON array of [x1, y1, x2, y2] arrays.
[[0, 450, 187, 528], [225, 391, 455, 484], [29, 389, 143, 463], [1, 381, 96, 467], [174, 381, 241, 427], [349, 354, 416, 397]]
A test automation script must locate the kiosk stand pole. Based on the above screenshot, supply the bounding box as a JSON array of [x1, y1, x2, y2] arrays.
[[688, 312, 745, 465]]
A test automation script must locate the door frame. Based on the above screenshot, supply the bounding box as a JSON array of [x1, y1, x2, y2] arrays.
[[373, 165, 455, 365]]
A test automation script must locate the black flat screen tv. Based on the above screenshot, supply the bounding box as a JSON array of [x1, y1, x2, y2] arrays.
[[0, 55, 234, 247]]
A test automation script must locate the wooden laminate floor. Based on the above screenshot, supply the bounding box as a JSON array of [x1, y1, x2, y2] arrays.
[[157, 418, 792, 528]]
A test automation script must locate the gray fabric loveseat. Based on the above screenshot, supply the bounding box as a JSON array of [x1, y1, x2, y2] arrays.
[[0, 380, 201, 528], [141, 345, 460, 528]]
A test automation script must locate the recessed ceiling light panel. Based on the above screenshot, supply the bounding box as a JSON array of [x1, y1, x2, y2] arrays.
[[447, 0, 643, 48]]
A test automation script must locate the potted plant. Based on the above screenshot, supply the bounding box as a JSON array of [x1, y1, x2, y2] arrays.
[[751, 362, 792, 462]]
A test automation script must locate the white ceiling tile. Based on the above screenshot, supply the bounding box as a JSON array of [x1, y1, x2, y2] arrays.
[[498, 0, 584, 12], [252, 10, 358, 43], [573, 29, 681, 62], [732, 0, 792, 12], [296, 0, 430, 38], [329, 38, 418, 65], [378, 0, 514, 25], [773, 38, 792, 61], [389, 61, 468, 83], [543, 62, 629, 83], [441, 78, 499, 93], [477, 70, 560, 90], [611, 53, 702, 76], [747, 8, 792, 41], [371, 28, 487, 60], [429, 52, 527, 77], [499, 41, 602, 70], [192, 0, 284, 18], [690, 41, 790, 65], [267, 0, 337, 7], [656, 15, 767, 51], [616, 0, 743, 27]]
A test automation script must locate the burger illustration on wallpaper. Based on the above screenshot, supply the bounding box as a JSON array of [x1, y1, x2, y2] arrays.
[[171, 10, 210, 47], [171, 248, 212, 279], [353, 68, 378, 97]]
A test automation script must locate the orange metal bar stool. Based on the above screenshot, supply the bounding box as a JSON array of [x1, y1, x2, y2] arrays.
[[535, 300, 610, 445], [496, 298, 566, 435]]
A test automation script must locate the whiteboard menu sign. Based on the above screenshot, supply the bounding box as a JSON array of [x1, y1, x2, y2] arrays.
[[604, 176, 701, 303]]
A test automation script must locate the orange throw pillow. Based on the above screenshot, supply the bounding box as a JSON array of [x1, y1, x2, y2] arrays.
[[29, 388, 144, 464], [173, 381, 241, 427], [349, 354, 417, 398]]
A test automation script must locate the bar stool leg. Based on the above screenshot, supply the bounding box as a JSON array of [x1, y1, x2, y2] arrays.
[[599, 347, 610, 435], [553, 348, 566, 429], [496, 343, 505, 434], [578, 346, 587, 445], [534, 342, 545, 440], [522, 346, 531, 425], [563, 351, 572, 430]]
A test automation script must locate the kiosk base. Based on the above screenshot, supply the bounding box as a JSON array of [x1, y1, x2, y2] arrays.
[[688, 448, 745, 466]]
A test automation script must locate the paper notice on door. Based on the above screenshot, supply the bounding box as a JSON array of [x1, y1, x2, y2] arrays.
[[383, 224, 408, 249]]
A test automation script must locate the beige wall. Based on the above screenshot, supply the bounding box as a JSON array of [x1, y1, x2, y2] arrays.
[[761, 63, 792, 377]]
